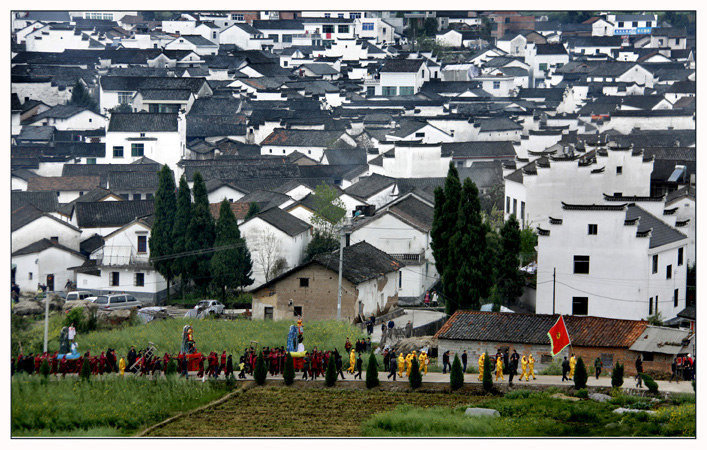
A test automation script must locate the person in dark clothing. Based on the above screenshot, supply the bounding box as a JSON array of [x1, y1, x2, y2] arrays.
[[503, 349, 510, 375], [635, 356, 643, 388], [226, 355, 234, 378], [127, 346, 137, 373], [561, 356, 570, 381], [11, 358, 16, 376], [354, 353, 363, 379], [302, 353, 310, 380], [387, 350, 397, 380], [442, 350, 451, 374], [335, 351, 346, 380], [669, 357, 679, 383], [461, 350, 468, 373], [508, 353, 518, 386], [594, 357, 603, 379], [383, 348, 390, 372]]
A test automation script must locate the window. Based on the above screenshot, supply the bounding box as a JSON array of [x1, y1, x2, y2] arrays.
[[674, 289, 679, 308], [382, 86, 397, 96], [113, 146, 124, 158], [322, 25, 334, 34], [600, 353, 613, 369], [324, 13, 331, 18], [652, 255, 658, 274], [399, 271, 402, 288], [232, 14, 244, 21], [666, 264, 672, 280], [520, 201, 525, 223], [362, 22, 374, 31], [283, 60, 288, 67], [493, 81, 500, 89], [293, 306, 302, 317], [574, 255, 590, 274], [572, 297, 588, 315], [117, 91, 133, 104], [87, 158, 96, 164], [616, 166, 623, 175], [268, 34, 279, 43], [299, 278, 309, 287], [212, 31, 217, 39], [110, 272, 120, 286], [282, 34, 292, 43], [415, 132, 425, 138], [506, 196, 511, 213], [50, 236, 59, 244], [678, 247, 684, 266], [131, 143, 144, 157], [399, 86, 414, 96], [366, 86, 375, 96], [618, 21, 624, 27], [649, 297, 653, 315], [29, 272, 33, 280], [134, 272, 145, 287], [338, 13, 344, 19], [588, 224, 598, 235], [512, 199, 517, 216], [137, 235, 147, 253], [338, 25, 349, 33], [632, 21, 638, 27], [613, 192, 622, 197], [350, 13, 361, 19], [538, 63, 547, 72]]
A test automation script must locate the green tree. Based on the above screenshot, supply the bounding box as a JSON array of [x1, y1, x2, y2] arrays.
[[647, 311, 664, 326], [611, 362, 624, 388], [149, 165, 177, 303], [40, 359, 50, 378], [573, 357, 588, 390], [366, 352, 379, 389], [304, 230, 340, 262], [254, 352, 267, 385], [519, 226, 538, 266], [166, 358, 178, 376], [284, 353, 295, 386], [244, 202, 260, 221], [68, 80, 97, 112], [211, 200, 253, 301], [423, 17, 438, 36], [641, 373, 659, 394], [186, 172, 215, 294], [324, 353, 337, 387], [310, 182, 346, 237], [108, 103, 133, 114], [450, 354, 464, 390], [482, 354, 493, 392], [172, 176, 193, 294], [431, 162, 461, 283], [409, 357, 422, 389], [80, 357, 91, 381], [498, 215, 524, 305]]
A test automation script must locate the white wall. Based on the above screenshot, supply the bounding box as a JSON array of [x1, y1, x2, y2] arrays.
[[102, 121, 186, 175], [380, 144, 452, 178], [12, 248, 85, 293], [13, 217, 81, 253], [12, 82, 72, 106]]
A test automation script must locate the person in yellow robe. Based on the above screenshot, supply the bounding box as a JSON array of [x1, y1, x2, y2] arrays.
[[495, 355, 504, 381], [528, 354, 536, 380], [398, 353, 405, 377], [348, 349, 356, 374], [119, 357, 126, 376], [478, 353, 486, 381], [520, 355, 528, 381], [419, 351, 428, 375], [405, 352, 414, 377], [569, 354, 576, 380]]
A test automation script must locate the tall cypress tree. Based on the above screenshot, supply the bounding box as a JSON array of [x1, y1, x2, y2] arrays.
[[173, 176, 193, 294], [211, 200, 245, 302], [187, 171, 215, 294], [149, 165, 177, 303], [498, 215, 524, 305], [431, 162, 461, 310]]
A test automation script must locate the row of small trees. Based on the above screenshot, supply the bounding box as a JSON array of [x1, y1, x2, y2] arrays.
[[431, 162, 528, 314], [150, 165, 254, 301]]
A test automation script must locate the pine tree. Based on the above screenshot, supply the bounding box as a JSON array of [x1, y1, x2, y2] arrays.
[[172, 176, 193, 294], [324, 353, 337, 387], [80, 358, 91, 381], [409, 357, 422, 389], [573, 356, 588, 390], [611, 362, 624, 388], [186, 172, 215, 294], [498, 215, 524, 305], [482, 354, 493, 392], [40, 359, 50, 378], [238, 241, 254, 291], [254, 352, 267, 385], [431, 162, 461, 289], [68, 80, 97, 112], [149, 165, 177, 303], [211, 200, 246, 301], [244, 202, 260, 221], [284, 353, 295, 386], [450, 354, 464, 390], [366, 352, 379, 389]]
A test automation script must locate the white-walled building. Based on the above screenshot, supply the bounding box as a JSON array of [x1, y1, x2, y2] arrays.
[[536, 202, 688, 322], [12, 239, 86, 293], [372, 58, 430, 96]]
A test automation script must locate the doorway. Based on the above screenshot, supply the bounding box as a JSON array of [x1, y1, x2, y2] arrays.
[[46, 274, 54, 291]]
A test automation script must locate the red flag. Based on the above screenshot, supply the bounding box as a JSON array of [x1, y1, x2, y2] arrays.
[[547, 315, 571, 356]]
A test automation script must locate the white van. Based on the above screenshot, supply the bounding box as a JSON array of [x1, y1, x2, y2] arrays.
[[65, 291, 93, 301], [94, 294, 142, 311]]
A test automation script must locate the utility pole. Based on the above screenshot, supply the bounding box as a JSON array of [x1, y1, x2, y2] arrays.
[[336, 223, 345, 321], [552, 267, 556, 315]]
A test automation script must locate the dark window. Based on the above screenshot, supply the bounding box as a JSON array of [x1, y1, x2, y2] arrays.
[[135, 272, 145, 287], [588, 224, 598, 235], [572, 297, 588, 315], [399, 271, 402, 288], [415, 132, 425, 138], [520, 201, 525, 223], [338, 25, 349, 33], [674, 289, 679, 307], [87, 158, 96, 165], [513, 198, 517, 216], [642, 352, 654, 361], [133, 193, 141, 201], [652, 255, 658, 274], [264, 307, 273, 320], [600, 353, 613, 368], [110, 272, 120, 286], [293, 306, 302, 317], [678, 247, 684, 266], [50, 236, 59, 243], [268, 34, 278, 43], [506, 196, 511, 213], [649, 297, 653, 315], [322, 25, 334, 34], [137, 235, 147, 253], [541, 354, 554, 364], [538, 63, 547, 71], [299, 278, 309, 287], [616, 166, 623, 175], [113, 146, 124, 158], [614, 192, 622, 197], [632, 21, 638, 27], [666, 264, 672, 280], [131, 143, 144, 157], [282, 34, 292, 43], [574, 255, 590, 274]]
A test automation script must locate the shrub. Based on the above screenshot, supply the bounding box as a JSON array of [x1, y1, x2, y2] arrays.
[[366, 352, 379, 389], [40, 359, 50, 378], [253, 353, 267, 385], [450, 354, 464, 390], [284, 353, 295, 386], [80, 358, 91, 381], [409, 357, 422, 389], [539, 356, 563, 376], [641, 373, 659, 394], [573, 357, 588, 390], [504, 389, 532, 400], [575, 388, 588, 399], [611, 362, 624, 388], [166, 358, 177, 376], [482, 354, 493, 392]]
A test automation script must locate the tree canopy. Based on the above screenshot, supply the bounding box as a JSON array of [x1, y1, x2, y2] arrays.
[[149, 165, 177, 302]]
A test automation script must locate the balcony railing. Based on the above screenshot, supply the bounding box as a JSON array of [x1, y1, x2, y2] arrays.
[[389, 251, 426, 264]]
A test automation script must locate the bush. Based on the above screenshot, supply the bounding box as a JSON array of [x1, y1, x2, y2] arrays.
[[80, 358, 91, 381], [40, 359, 50, 378], [284, 353, 295, 386], [573, 357, 588, 390], [253, 353, 267, 385], [482, 354, 493, 392], [166, 359, 177, 376], [366, 352, 379, 389], [539, 357, 563, 376], [641, 373, 659, 394], [575, 388, 588, 399], [504, 389, 532, 400], [611, 362, 624, 388], [409, 358, 422, 389], [450, 354, 463, 390]]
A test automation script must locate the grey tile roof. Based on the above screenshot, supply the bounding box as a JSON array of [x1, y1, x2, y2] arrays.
[[629, 325, 692, 355], [626, 204, 687, 249], [62, 162, 161, 178], [314, 241, 404, 285], [75, 200, 154, 228], [250, 206, 311, 237], [187, 116, 247, 138], [188, 97, 243, 115], [477, 117, 523, 132], [100, 76, 208, 94], [180, 158, 300, 182], [171, 34, 218, 47], [299, 64, 339, 76], [261, 129, 354, 148], [106, 171, 159, 191], [80, 233, 105, 256], [457, 161, 504, 190], [27, 105, 93, 122], [56, 187, 120, 216], [535, 43, 567, 55], [27, 176, 100, 192], [665, 185, 695, 204], [139, 89, 193, 101], [46, 142, 105, 158], [389, 196, 435, 231], [11, 238, 85, 259], [344, 174, 396, 199], [16, 126, 55, 142], [252, 20, 304, 30], [108, 113, 179, 132], [444, 141, 516, 159], [11, 204, 45, 232], [238, 190, 292, 211], [11, 191, 59, 213], [380, 58, 424, 73]]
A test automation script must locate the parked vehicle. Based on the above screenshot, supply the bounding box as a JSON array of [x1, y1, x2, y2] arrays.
[[94, 294, 142, 311], [184, 300, 225, 318], [65, 291, 93, 301]]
